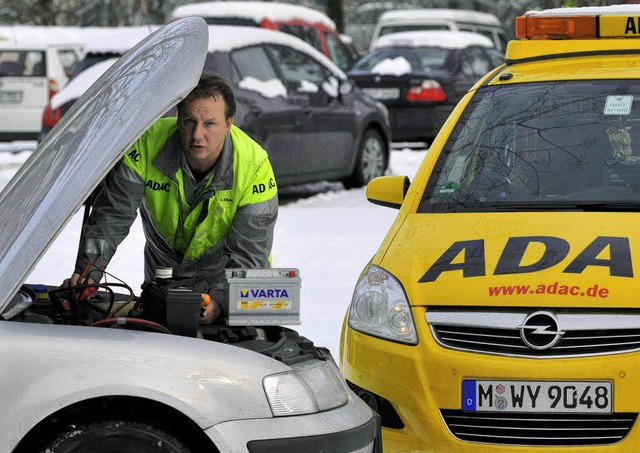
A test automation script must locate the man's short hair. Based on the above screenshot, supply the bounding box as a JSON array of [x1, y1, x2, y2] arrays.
[[178, 72, 237, 119]]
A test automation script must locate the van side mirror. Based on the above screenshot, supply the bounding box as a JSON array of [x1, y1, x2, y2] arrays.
[[366, 175, 411, 209]]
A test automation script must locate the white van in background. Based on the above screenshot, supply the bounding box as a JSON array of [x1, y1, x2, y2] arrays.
[[370, 8, 507, 52], [0, 42, 82, 141]]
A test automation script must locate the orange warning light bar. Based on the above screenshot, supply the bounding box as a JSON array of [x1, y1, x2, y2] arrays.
[[516, 14, 597, 39]]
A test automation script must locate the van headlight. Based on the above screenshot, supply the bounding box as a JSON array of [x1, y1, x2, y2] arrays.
[[348, 265, 417, 344], [263, 359, 349, 416]]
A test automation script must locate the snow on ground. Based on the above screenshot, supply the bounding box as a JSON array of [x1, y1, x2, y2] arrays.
[[0, 141, 427, 359]]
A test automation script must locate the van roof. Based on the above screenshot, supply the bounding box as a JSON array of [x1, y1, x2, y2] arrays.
[[0, 25, 118, 46], [377, 8, 502, 26], [0, 41, 81, 50], [171, 1, 336, 29]]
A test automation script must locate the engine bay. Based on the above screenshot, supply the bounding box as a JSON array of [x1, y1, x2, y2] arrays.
[[1, 280, 331, 367]]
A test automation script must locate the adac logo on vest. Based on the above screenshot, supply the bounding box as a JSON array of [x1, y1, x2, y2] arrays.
[[252, 178, 277, 194], [145, 179, 170, 192], [128, 149, 141, 162]]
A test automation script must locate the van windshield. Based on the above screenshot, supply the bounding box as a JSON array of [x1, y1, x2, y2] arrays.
[[421, 81, 640, 213]]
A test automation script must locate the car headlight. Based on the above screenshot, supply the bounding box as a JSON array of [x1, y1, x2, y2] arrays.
[[263, 359, 349, 416], [348, 265, 417, 344]]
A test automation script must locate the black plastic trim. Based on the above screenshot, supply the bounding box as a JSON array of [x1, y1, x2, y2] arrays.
[[505, 48, 640, 66], [246, 414, 381, 453]]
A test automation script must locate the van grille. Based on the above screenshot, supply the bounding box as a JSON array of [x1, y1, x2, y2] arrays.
[[440, 410, 637, 446], [427, 309, 640, 357]]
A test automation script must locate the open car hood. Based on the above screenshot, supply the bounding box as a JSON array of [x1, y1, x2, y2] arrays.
[[0, 17, 208, 313]]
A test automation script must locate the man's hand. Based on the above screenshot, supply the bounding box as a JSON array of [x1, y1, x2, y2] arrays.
[[63, 273, 96, 288], [200, 297, 221, 324], [62, 273, 98, 300]]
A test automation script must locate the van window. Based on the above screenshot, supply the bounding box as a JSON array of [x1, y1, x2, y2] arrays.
[[458, 47, 491, 77], [230, 45, 279, 83], [278, 24, 322, 53], [0, 50, 45, 77], [268, 44, 326, 91], [58, 49, 80, 76], [324, 32, 352, 71], [458, 24, 507, 51]]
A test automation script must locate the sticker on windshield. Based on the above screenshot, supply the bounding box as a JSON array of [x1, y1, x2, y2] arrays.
[[438, 181, 459, 194], [604, 95, 633, 115]]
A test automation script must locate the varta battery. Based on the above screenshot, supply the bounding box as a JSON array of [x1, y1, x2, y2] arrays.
[[225, 268, 301, 326]]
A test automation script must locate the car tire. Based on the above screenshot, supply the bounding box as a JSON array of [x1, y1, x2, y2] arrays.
[[40, 420, 191, 453], [344, 129, 387, 189]]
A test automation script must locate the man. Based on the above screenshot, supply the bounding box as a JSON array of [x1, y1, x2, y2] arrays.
[[67, 72, 278, 324]]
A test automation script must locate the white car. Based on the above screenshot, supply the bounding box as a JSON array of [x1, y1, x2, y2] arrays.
[[0, 41, 81, 141], [0, 17, 380, 453]]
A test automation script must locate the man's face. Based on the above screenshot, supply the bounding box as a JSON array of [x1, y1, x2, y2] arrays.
[[177, 95, 233, 173]]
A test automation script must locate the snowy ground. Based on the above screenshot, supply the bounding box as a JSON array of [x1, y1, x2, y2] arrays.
[[0, 140, 426, 359]]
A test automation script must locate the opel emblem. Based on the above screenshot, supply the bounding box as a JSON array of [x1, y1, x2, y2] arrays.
[[517, 311, 565, 350]]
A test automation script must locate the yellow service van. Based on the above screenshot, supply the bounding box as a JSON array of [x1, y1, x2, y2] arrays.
[[341, 5, 640, 452]]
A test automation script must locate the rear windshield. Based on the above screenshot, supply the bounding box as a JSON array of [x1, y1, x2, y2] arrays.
[[0, 50, 45, 77], [421, 81, 640, 213], [379, 24, 450, 36], [353, 47, 450, 72]]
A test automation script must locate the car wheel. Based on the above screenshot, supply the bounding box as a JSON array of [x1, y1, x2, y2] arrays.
[[344, 129, 387, 189], [41, 420, 191, 453]]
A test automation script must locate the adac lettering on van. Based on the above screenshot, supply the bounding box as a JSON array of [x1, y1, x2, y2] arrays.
[[420, 236, 632, 282], [624, 16, 640, 34], [599, 15, 640, 37], [145, 179, 170, 192]]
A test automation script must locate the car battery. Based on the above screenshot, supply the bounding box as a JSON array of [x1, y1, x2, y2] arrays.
[[225, 268, 301, 326]]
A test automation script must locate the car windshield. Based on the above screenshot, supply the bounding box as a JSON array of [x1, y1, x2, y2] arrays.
[[421, 80, 640, 212], [354, 47, 450, 72]]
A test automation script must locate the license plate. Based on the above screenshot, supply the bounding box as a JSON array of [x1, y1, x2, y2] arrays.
[[0, 91, 22, 103], [462, 379, 612, 413], [362, 87, 399, 100]]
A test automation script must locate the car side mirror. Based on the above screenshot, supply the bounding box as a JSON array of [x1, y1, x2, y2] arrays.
[[366, 175, 411, 209], [339, 78, 355, 99]]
